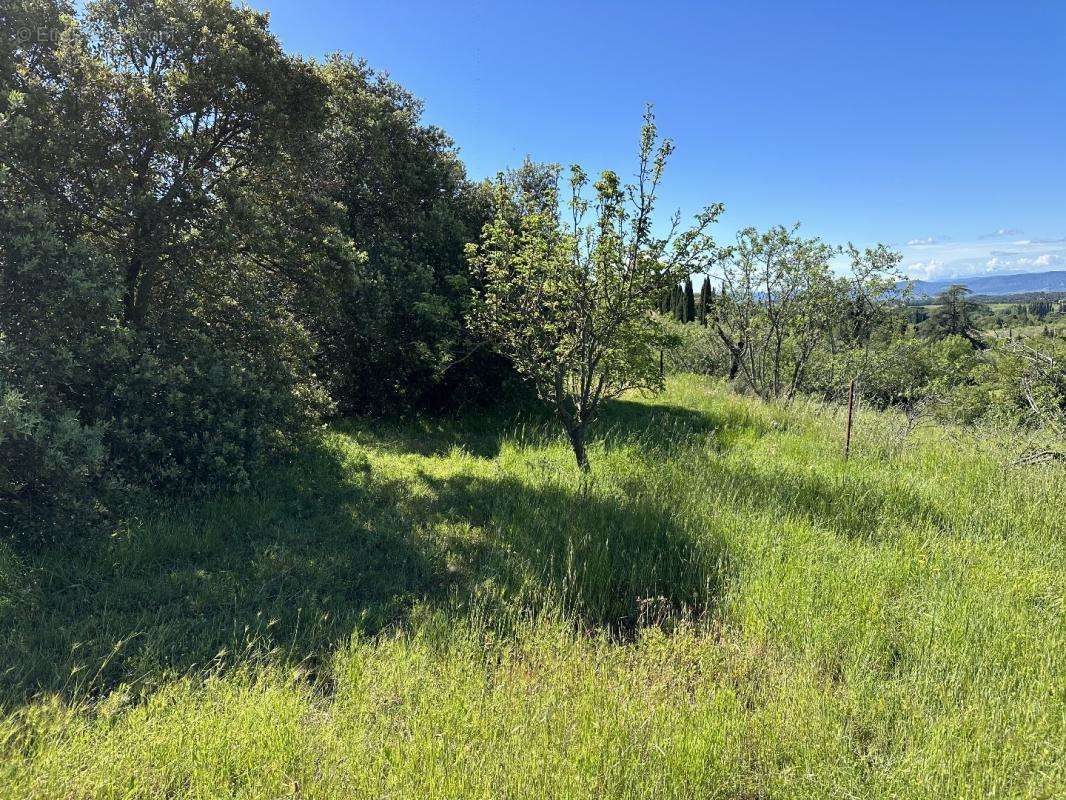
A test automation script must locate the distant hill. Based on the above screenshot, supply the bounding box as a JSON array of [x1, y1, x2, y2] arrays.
[[904, 271, 1066, 298], [970, 290, 1066, 305]]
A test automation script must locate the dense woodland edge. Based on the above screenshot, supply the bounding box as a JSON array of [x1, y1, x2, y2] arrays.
[[1, 0, 1064, 543]]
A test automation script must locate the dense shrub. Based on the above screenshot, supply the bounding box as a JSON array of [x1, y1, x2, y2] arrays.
[[661, 320, 727, 376], [0, 0, 518, 541], [0, 379, 108, 540], [832, 336, 978, 410], [0, 196, 330, 538], [106, 328, 328, 494], [973, 338, 1066, 432], [0, 1, 338, 539], [0, 195, 122, 540], [315, 56, 503, 414]]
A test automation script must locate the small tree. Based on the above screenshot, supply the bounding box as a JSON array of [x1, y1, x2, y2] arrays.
[[710, 224, 839, 399], [926, 285, 986, 349], [709, 230, 902, 400], [467, 109, 722, 470]]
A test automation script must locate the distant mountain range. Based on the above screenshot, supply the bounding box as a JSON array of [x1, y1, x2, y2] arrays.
[[904, 271, 1066, 298]]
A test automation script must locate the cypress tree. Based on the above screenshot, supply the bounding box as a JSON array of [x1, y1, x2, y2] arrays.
[[672, 285, 683, 322], [684, 277, 696, 324], [697, 277, 710, 326]]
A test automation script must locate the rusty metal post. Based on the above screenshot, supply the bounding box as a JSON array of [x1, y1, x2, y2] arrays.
[[844, 377, 856, 461]]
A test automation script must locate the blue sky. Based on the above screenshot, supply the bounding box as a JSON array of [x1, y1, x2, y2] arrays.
[[248, 0, 1066, 279]]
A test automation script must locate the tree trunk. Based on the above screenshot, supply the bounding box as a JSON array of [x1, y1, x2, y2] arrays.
[[122, 255, 143, 326], [564, 422, 590, 472], [727, 350, 741, 380], [714, 324, 743, 382]]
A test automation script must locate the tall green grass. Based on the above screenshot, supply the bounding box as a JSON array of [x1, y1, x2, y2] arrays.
[[1, 375, 1062, 798]]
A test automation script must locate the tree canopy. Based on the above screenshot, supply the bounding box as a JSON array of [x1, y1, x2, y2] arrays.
[[467, 109, 723, 469]]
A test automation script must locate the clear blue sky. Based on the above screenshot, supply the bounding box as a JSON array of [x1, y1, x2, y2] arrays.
[[249, 0, 1066, 279]]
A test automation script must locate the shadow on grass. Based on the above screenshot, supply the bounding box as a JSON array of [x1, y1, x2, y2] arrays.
[[341, 396, 768, 462], [332, 402, 551, 460], [0, 440, 445, 707], [598, 398, 943, 540], [0, 425, 726, 708], [418, 471, 728, 637], [0, 395, 939, 707], [598, 397, 770, 455]]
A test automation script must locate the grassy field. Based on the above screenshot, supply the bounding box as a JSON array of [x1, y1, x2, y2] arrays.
[[987, 320, 1066, 340], [0, 375, 1063, 798]]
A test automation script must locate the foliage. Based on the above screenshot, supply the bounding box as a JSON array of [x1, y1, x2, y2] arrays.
[[0, 378, 108, 540], [682, 276, 696, 323], [106, 327, 328, 493], [315, 55, 499, 413], [839, 331, 1066, 435], [4, 0, 332, 327], [973, 337, 1066, 434], [0, 0, 340, 538], [697, 276, 710, 325], [661, 318, 727, 375], [712, 228, 838, 398], [468, 109, 723, 468], [0, 192, 123, 540], [921, 285, 986, 348], [701, 234, 903, 401]]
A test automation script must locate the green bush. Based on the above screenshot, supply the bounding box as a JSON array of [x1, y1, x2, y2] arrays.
[[0, 198, 124, 541], [0, 195, 329, 539], [107, 326, 328, 494], [977, 337, 1066, 432], [662, 319, 726, 376], [0, 380, 108, 541]]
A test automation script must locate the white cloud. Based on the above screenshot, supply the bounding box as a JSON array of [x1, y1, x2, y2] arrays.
[[898, 234, 1066, 281], [905, 235, 949, 246], [985, 251, 1066, 271], [979, 228, 1023, 240], [906, 259, 945, 280]]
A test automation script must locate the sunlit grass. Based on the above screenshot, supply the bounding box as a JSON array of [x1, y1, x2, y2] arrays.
[[1, 375, 1062, 798]]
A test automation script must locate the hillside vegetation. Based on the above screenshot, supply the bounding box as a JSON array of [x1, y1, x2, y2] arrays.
[[1, 375, 1062, 799]]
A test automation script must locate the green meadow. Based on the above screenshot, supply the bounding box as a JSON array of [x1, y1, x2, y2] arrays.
[[1, 375, 1062, 799]]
